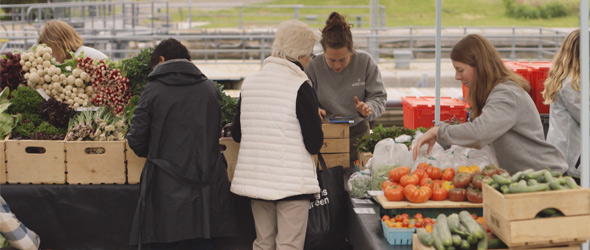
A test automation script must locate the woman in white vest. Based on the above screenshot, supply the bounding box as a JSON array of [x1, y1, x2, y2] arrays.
[[230, 19, 324, 250]]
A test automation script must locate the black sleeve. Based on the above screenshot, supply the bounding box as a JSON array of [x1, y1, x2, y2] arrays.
[[296, 82, 324, 154], [126, 85, 152, 157], [230, 95, 242, 143]]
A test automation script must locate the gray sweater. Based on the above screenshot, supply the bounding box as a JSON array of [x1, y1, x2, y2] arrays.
[[305, 50, 387, 125], [437, 81, 568, 175]]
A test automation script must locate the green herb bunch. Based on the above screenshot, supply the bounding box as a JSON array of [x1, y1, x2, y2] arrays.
[[356, 124, 427, 153], [217, 83, 237, 127], [118, 47, 154, 96]]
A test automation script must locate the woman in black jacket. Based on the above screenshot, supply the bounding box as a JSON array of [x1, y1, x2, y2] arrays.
[[127, 38, 236, 249]]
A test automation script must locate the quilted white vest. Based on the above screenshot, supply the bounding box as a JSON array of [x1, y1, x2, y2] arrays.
[[230, 57, 320, 200]]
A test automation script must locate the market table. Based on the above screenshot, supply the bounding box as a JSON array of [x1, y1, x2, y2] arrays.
[[0, 184, 256, 250]]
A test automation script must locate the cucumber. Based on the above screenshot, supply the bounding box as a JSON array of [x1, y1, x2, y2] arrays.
[[508, 183, 549, 193], [510, 171, 523, 182], [543, 170, 555, 183], [466, 235, 477, 245], [517, 179, 527, 187], [549, 180, 564, 190], [527, 170, 546, 180], [437, 214, 453, 246], [460, 239, 471, 250], [487, 238, 507, 249], [433, 226, 446, 250], [477, 225, 488, 250], [446, 246, 456, 250], [492, 174, 511, 185], [527, 179, 538, 186], [490, 182, 500, 190], [551, 171, 561, 177], [500, 184, 510, 194], [417, 228, 435, 247], [522, 168, 535, 177], [446, 213, 461, 233], [555, 177, 567, 185], [452, 234, 462, 246], [564, 176, 579, 189], [459, 211, 485, 239]]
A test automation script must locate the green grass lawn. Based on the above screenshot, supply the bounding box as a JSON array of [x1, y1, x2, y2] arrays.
[[161, 0, 582, 28]]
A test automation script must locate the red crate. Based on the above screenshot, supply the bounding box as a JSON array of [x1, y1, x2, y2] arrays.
[[518, 61, 552, 114], [462, 61, 533, 103], [402, 96, 467, 129]]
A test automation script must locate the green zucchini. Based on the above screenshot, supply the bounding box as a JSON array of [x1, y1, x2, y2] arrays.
[[500, 184, 510, 194], [459, 211, 485, 239], [452, 234, 462, 246], [477, 225, 488, 250], [492, 174, 511, 185], [527, 170, 546, 180], [564, 176, 579, 189], [543, 170, 555, 183], [437, 214, 453, 246], [549, 180, 564, 190], [460, 239, 471, 250], [446, 213, 461, 233], [508, 183, 549, 193], [417, 228, 434, 247], [466, 235, 477, 245], [433, 226, 446, 250], [522, 168, 535, 177], [518, 179, 527, 188], [487, 238, 507, 249], [510, 171, 523, 182], [527, 179, 538, 186], [446, 246, 456, 250]]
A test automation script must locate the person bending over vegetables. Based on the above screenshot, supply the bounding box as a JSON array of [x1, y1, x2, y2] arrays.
[[412, 34, 567, 175], [37, 20, 107, 63], [127, 38, 236, 249]]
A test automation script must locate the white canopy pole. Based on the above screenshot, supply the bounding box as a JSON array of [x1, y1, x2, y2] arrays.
[[435, 0, 441, 125], [579, 2, 588, 250], [580, 0, 589, 188]]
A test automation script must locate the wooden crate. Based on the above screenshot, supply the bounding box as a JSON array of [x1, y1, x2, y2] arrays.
[[66, 141, 126, 184], [5, 140, 66, 184], [322, 123, 349, 138], [125, 140, 145, 184], [357, 151, 372, 170], [0, 141, 5, 184], [412, 234, 582, 250], [313, 153, 349, 169], [482, 184, 590, 248], [220, 137, 239, 182]]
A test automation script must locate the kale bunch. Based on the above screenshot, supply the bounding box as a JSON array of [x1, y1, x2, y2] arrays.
[[37, 98, 77, 129]]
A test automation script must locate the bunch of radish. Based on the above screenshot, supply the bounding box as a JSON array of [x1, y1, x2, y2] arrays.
[[77, 57, 131, 114], [21, 44, 93, 109]]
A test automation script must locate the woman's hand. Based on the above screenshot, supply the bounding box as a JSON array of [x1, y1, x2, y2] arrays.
[[318, 108, 326, 120], [354, 96, 372, 117], [412, 126, 440, 160]]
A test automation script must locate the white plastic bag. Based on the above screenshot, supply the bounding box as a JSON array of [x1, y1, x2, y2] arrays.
[[370, 138, 413, 190]]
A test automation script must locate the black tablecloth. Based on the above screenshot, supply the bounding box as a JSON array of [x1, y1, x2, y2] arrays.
[[0, 184, 406, 250], [346, 195, 411, 250], [0, 185, 256, 250]]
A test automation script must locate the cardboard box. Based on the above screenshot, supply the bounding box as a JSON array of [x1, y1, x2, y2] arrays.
[[482, 184, 590, 248], [66, 141, 126, 184], [125, 140, 145, 184], [5, 140, 66, 184]]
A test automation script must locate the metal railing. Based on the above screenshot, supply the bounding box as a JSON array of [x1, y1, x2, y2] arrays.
[[0, 1, 573, 63]]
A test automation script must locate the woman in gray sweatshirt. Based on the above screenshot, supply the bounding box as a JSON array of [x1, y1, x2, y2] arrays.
[[412, 34, 567, 175]]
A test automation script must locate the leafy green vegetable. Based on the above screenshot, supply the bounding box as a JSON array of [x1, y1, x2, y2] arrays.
[[7, 86, 43, 115], [349, 172, 372, 198], [118, 47, 154, 95], [217, 83, 237, 127], [357, 124, 426, 153], [123, 95, 140, 132]]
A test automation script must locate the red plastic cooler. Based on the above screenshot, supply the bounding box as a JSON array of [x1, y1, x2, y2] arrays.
[[402, 96, 468, 129], [517, 61, 552, 114]]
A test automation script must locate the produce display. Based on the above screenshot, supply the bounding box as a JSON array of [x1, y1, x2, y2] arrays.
[[416, 211, 492, 250], [381, 163, 507, 203], [382, 213, 436, 232], [487, 168, 579, 193]]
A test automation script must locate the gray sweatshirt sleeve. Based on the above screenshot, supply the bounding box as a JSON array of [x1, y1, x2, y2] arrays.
[[438, 86, 518, 149], [559, 79, 581, 124], [364, 59, 387, 121]]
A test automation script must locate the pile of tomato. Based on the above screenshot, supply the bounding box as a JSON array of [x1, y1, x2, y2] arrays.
[[382, 163, 455, 203], [381, 213, 435, 232]]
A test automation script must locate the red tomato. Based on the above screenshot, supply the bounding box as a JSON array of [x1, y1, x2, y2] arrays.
[[432, 179, 443, 187], [382, 215, 390, 222], [403, 184, 432, 203], [416, 162, 431, 172], [442, 168, 455, 181], [423, 217, 433, 225], [402, 218, 410, 227], [429, 167, 443, 180], [413, 169, 428, 181], [401, 213, 410, 219], [384, 185, 404, 201], [414, 221, 424, 228], [400, 174, 420, 187], [389, 166, 411, 183], [430, 186, 449, 201], [419, 177, 434, 190], [381, 180, 394, 190], [414, 213, 423, 220], [394, 215, 404, 222]]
